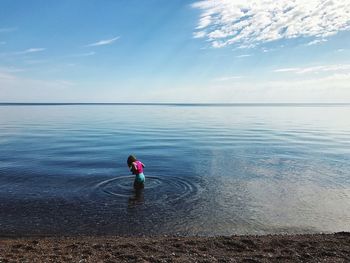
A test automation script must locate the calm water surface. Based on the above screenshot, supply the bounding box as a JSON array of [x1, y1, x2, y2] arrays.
[[0, 104, 349, 236]]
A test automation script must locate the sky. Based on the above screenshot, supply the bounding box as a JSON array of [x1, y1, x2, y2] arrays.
[[0, 0, 350, 103]]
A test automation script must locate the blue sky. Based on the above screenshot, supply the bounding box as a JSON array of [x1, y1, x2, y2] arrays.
[[1, 0, 350, 102]]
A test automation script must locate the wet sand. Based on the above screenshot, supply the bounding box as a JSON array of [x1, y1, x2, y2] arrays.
[[0, 232, 349, 262]]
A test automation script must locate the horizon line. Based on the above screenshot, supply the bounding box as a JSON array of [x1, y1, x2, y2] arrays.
[[1, 102, 350, 107]]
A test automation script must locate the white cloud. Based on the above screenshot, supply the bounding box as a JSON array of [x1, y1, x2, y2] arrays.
[[274, 64, 350, 74], [213, 75, 244, 81], [306, 39, 327, 46], [0, 48, 46, 57], [0, 41, 6, 45], [192, 0, 350, 48], [236, 54, 252, 58], [86, 36, 120, 47], [15, 48, 46, 55], [193, 31, 206, 38], [71, 51, 96, 57], [274, 68, 301, 73], [261, 48, 275, 53], [196, 15, 212, 29]]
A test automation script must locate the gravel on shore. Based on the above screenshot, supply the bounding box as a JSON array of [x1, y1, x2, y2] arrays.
[[0, 232, 349, 262]]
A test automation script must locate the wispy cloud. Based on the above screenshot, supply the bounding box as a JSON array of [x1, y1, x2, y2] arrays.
[[306, 39, 327, 46], [236, 54, 252, 58], [15, 48, 46, 55], [192, 0, 350, 48], [0, 41, 6, 45], [0, 27, 17, 33], [213, 75, 244, 81], [274, 64, 350, 74], [86, 36, 120, 47], [274, 68, 301, 73], [262, 48, 275, 53], [193, 31, 206, 39], [71, 51, 96, 57]]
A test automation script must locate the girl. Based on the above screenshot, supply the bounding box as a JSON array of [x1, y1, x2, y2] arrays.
[[127, 155, 145, 189]]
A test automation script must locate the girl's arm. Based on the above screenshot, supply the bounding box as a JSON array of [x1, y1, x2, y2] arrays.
[[132, 163, 138, 173], [129, 162, 137, 174]]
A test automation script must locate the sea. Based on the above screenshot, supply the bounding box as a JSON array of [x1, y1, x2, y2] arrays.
[[0, 103, 349, 236]]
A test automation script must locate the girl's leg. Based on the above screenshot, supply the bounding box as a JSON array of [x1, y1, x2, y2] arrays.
[[134, 180, 144, 190]]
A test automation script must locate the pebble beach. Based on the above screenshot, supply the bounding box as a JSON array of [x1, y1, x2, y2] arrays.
[[1, 232, 349, 262]]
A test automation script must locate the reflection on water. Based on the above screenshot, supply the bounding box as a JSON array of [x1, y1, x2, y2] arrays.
[[0, 104, 349, 236], [128, 188, 144, 207]]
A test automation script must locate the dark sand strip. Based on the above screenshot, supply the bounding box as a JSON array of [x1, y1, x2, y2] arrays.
[[0, 233, 349, 262]]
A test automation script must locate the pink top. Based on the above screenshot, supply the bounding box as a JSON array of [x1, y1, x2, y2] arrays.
[[132, 160, 144, 174]]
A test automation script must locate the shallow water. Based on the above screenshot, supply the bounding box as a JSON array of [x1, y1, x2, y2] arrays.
[[0, 104, 349, 236]]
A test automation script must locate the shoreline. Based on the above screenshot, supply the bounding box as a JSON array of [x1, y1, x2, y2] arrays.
[[1, 232, 349, 262]]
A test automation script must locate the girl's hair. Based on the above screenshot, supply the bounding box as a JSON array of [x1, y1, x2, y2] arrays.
[[127, 155, 137, 167]]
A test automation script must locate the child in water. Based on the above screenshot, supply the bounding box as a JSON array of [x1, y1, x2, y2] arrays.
[[127, 155, 145, 189]]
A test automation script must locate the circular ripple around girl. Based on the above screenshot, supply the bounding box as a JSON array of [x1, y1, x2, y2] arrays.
[[94, 175, 200, 206]]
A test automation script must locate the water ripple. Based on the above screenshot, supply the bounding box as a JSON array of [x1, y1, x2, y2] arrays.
[[92, 175, 200, 206]]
